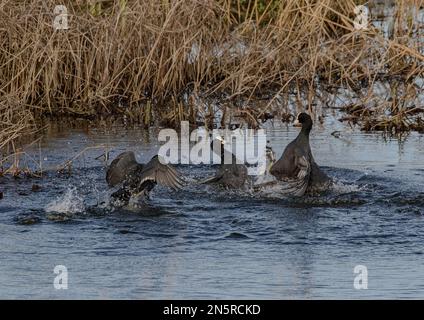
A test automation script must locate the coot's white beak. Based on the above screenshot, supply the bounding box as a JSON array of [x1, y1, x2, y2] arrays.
[[266, 147, 275, 163], [293, 119, 302, 127], [216, 136, 226, 144]]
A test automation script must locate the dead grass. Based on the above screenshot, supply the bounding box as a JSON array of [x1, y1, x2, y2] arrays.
[[0, 0, 423, 155]]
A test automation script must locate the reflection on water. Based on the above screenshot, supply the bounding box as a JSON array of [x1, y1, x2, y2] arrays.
[[0, 117, 423, 299]]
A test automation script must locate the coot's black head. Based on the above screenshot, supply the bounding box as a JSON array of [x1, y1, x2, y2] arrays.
[[210, 135, 225, 146], [293, 112, 313, 133]]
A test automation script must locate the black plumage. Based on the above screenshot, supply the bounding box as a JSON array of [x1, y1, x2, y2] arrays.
[[106, 151, 183, 205], [270, 113, 331, 196], [201, 136, 248, 189]]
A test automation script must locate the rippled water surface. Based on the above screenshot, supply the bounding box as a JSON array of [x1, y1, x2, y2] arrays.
[[0, 119, 423, 299]]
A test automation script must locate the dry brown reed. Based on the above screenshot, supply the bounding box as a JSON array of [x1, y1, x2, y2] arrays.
[[0, 0, 423, 154]]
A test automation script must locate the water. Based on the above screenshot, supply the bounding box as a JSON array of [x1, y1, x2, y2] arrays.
[[0, 118, 423, 299]]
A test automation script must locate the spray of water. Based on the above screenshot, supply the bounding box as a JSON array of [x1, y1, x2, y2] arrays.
[[45, 186, 85, 214], [330, 179, 365, 194]]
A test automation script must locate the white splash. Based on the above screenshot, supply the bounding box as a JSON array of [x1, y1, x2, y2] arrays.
[[45, 187, 85, 214], [251, 178, 365, 199], [330, 180, 365, 194]]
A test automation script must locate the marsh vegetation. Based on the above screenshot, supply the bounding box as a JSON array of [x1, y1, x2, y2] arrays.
[[0, 0, 423, 157]]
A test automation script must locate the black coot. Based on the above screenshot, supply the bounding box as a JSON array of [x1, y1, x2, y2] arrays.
[[106, 151, 183, 205], [201, 136, 248, 189], [270, 113, 332, 196]]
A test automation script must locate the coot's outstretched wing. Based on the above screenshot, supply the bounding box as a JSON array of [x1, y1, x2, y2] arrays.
[[106, 151, 138, 187], [278, 155, 311, 196], [136, 155, 184, 190], [199, 163, 247, 188], [199, 174, 222, 185]]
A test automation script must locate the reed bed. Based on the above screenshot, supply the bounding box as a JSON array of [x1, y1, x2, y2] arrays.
[[0, 0, 423, 154]]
